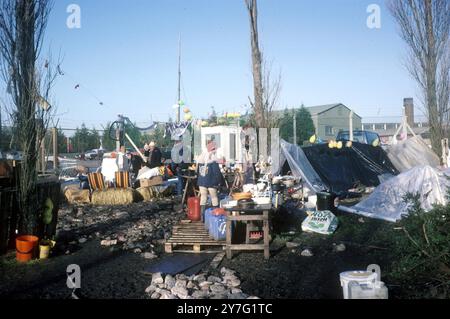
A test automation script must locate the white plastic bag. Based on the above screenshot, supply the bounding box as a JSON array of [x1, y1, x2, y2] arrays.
[[301, 210, 339, 235]]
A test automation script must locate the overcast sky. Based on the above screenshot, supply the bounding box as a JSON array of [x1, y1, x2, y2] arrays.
[[1, 0, 427, 133]]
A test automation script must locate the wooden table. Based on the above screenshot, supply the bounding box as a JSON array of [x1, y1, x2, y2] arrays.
[[181, 175, 199, 206], [224, 204, 272, 260]]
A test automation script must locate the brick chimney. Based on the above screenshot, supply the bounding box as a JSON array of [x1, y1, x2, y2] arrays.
[[404, 98, 414, 127]]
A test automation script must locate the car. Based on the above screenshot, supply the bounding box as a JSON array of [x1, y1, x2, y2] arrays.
[[84, 149, 104, 160], [336, 130, 381, 145]]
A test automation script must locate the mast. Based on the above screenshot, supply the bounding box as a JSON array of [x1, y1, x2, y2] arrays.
[[177, 35, 181, 123]]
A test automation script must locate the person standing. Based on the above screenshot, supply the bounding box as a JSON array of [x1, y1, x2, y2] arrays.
[[196, 140, 224, 221], [147, 141, 162, 169]]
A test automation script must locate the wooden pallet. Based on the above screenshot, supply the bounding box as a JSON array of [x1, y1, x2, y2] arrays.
[[165, 221, 226, 253]]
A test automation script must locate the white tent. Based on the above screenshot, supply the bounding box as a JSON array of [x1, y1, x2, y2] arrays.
[[339, 165, 450, 222]]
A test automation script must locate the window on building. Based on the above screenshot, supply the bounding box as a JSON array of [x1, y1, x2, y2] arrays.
[[325, 126, 333, 136]]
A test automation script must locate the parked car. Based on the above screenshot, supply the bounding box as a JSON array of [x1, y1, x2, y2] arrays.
[[81, 149, 104, 160], [336, 130, 380, 145]]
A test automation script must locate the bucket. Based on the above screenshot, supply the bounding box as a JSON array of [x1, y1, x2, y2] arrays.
[[340, 264, 381, 299], [316, 192, 336, 211], [39, 240, 55, 259], [16, 235, 39, 263]]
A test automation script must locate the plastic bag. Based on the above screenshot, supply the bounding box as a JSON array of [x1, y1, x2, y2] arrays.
[[301, 210, 339, 235]]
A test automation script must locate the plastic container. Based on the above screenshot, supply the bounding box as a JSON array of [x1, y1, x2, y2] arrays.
[[316, 192, 336, 211], [39, 243, 51, 259], [204, 208, 215, 230], [187, 197, 201, 221], [16, 235, 39, 263], [340, 264, 388, 299], [208, 215, 228, 241]]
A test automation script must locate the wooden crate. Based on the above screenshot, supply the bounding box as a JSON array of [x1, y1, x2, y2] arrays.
[[165, 221, 226, 253]]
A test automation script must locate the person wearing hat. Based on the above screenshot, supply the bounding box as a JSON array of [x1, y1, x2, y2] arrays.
[[196, 140, 224, 221], [146, 141, 162, 169]]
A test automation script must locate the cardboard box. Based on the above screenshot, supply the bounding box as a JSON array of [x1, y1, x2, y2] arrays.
[[140, 176, 163, 187]]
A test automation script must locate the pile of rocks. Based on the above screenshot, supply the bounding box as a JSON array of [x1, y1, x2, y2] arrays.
[[145, 267, 259, 299], [56, 200, 184, 255]]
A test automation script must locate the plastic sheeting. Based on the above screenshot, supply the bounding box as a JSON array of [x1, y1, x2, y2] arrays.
[[301, 143, 398, 193], [278, 139, 328, 193], [340, 165, 450, 222], [386, 136, 440, 172]]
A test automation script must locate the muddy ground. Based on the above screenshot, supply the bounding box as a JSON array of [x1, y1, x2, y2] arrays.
[[0, 200, 400, 299]]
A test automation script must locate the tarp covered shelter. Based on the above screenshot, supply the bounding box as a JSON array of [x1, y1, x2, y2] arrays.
[[301, 142, 399, 193], [339, 165, 450, 222], [385, 136, 440, 173], [277, 140, 398, 193]]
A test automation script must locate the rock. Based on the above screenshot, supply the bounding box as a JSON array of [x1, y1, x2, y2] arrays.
[[247, 296, 260, 299], [164, 275, 176, 289], [231, 288, 242, 294], [151, 272, 164, 285], [286, 242, 300, 248], [193, 274, 206, 283], [133, 248, 142, 254], [301, 249, 313, 257], [142, 252, 157, 259], [199, 281, 212, 288], [210, 294, 227, 299], [191, 290, 208, 299], [145, 285, 157, 294], [207, 275, 222, 283], [334, 243, 346, 252], [187, 281, 197, 289], [220, 267, 235, 276], [358, 218, 365, 223], [78, 237, 87, 244], [175, 279, 187, 288], [150, 292, 161, 299], [171, 286, 189, 299], [210, 283, 227, 294]]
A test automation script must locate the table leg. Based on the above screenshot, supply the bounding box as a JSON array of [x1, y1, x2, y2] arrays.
[[226, 211, 232, 259], [245, 221, 250, 244], [263, 211, 270, 259]]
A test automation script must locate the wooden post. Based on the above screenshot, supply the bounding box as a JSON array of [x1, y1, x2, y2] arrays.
[[293, 112, 297, 145], [226, 211, 232, 259], [349, 110, 354, 141], [52, 127, 58, 171], [263, 210, 270, 260], [40, 140, 46, 173]]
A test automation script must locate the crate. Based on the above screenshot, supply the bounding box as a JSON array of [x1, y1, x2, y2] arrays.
[[140, 176, 163, 187]]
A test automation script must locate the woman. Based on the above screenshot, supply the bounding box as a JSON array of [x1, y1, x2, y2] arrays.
[[196, 140, 224, 221]]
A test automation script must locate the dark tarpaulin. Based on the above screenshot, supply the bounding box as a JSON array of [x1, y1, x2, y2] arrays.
[[302, 143, 399, 193]]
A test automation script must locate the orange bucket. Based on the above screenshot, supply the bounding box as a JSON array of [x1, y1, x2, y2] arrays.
[[16, 235, 39, 263]]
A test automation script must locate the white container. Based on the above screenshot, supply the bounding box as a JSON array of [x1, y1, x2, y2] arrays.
[[348, 281, 389, 299], [304, 195, 317, 209], [340, 264, 386, 299]]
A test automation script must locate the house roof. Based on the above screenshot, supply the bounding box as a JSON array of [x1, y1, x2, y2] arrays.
[[306, 103, 362, 118]]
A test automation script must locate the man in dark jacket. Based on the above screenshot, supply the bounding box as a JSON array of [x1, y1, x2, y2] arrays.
[[147, 141, 162, 168]]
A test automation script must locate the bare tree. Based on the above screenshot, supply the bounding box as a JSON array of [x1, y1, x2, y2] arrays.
[[244, 0, 265, 129], [0, 0, 57, 234], [388, 0, 450, 158], [244, 0, 282, 130]]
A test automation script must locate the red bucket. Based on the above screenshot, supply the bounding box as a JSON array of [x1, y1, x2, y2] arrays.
[[16, 235, 39, 263]]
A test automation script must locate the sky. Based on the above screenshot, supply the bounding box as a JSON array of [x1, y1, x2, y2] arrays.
[[1, 0, 427, 133]]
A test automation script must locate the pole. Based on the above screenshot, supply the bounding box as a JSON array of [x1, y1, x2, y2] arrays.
[[67, 137, 70, 153], [349, 110, 353, 141], [125, 133, 146, 161], [52, 127, 58, 171], [177, 35, 181, 123], [293, 111, 297, 145]]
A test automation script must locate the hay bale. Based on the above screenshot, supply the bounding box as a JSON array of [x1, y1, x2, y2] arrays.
[[137, 185, 175, 202], [91, 188, 136, 205], [136, 186, 159, 202], [64, 188, 91, 204]]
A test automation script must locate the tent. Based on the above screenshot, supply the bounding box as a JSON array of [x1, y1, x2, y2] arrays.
[[385, 136, 440, 173], [339, 165, 450, 222], [301, 142, 398, 193], [276, 140, 398, 193]]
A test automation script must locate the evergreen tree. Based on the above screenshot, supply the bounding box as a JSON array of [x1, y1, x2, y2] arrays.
[[279, 106, 315, 145]]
